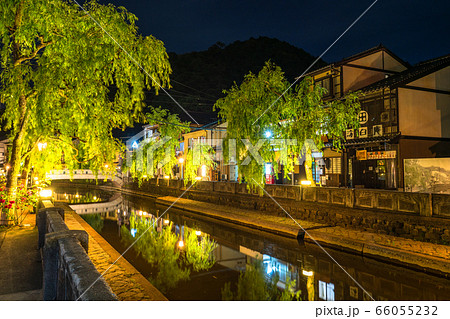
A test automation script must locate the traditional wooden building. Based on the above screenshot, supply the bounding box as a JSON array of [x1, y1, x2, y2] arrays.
[[345, 54, 450, 189], [302, 45, 409, 187]]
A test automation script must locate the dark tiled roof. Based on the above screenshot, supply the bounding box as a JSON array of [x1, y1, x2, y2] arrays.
[[300, 44, 409, 79], [360, 54, 450, 93], [343, 133, 400, 146]]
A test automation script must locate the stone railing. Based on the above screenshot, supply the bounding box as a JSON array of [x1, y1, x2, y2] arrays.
[[131, 179, 450, 218], [37, 204, 117, 301], [46, 169, 123, 186]]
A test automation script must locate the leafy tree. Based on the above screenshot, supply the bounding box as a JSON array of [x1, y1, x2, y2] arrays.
[[214, 62, 360, 192], [125, 107, 190, 183], [0, 0, 171, 223]]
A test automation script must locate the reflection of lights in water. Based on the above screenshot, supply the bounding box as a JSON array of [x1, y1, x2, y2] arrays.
[[302, 270, 314, 277], [130, 229, 137, 237], [163, 219, 170, 225], [177, 240, 184, 248], [195, 230, 202, 236]]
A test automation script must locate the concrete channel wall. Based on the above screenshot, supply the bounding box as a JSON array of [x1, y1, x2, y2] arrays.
[[124, 179, 450, 244], [37, 203, 117, 301]]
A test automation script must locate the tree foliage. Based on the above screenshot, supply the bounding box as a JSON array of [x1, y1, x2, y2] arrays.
[[214, 62, 360, 192], [0, 0, 171, 222]]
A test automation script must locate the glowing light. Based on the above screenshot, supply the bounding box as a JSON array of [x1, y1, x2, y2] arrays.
[[35, 181, 39, 185], [178, 157, 184, 164], [164, 175, 170, 179], [93, 196, 97, 200], [143, 175, 147, 178], [33, 177, 39, 181], [265, 163, 271, 175], [195, 230, 202, 236], [201, 165, 207, 177], [130, 229, 137, 237], [131, 141, 138, 149], [5, 165, 10, 170], [302, 270, 314, 277], [37, 142, 47, 151], [177, 240, 184, 248], [300, 180, 312, 186], [75, 194, 79, 198], [163, 219, 170, 225], [265, 130, 272, 138], [39, 189, 52, 198], [104, 164, 108, 169], [195, 176, 202, 181]]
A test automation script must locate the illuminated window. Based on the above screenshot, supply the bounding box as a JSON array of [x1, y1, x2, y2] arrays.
[[319, 280, 335, 301]]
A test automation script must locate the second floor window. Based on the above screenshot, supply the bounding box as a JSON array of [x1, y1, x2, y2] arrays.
[[315, 76, 333, 97]]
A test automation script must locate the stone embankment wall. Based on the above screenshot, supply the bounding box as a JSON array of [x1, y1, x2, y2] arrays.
[[124, 179, 450, 244], [37, 203, 117, 301]]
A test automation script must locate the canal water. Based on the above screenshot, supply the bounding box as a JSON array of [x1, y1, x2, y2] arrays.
[[53, 187, 450, 301]]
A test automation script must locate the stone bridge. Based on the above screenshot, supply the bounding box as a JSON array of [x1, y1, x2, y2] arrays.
[[46, 169, 123, 186]]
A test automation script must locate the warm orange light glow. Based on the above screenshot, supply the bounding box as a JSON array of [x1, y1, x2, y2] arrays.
[[178, 240, 184, 248], [195, 230, 202, 236], [178, 157, 184, 164]]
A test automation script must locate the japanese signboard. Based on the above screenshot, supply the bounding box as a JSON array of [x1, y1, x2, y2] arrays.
[[358, 111, 368, 124], [358, 127, 368, 138], [346, 129, 354, 140], [367, 150, 396, 160], [356, 150, 367, 160]]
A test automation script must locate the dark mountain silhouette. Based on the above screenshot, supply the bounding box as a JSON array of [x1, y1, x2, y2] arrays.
[[144, 36, 327, 124]]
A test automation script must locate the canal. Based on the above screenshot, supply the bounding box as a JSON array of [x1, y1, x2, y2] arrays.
[[53, 187, 450, 301]]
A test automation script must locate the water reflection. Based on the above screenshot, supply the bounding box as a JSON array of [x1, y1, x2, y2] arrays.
[[222, 259, 301, 301], [81, 213, 104, 233], [53, 189, 450, 301], [120, 214, 217, 293]]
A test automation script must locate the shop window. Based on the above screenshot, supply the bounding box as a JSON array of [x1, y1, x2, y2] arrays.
[[325, 157, 341, 174]]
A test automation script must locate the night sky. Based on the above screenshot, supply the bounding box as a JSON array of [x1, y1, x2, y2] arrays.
[[91, 0, 450, 66]]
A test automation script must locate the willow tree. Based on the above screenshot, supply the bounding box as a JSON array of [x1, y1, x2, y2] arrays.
[[0, 0, 171, 222], [214, 62, 360, 192]]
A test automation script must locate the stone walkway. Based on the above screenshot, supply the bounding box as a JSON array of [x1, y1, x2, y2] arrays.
[[59, 204, 167, 301], [0, 214, 42, 301], [156, 196, 450, 275]]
